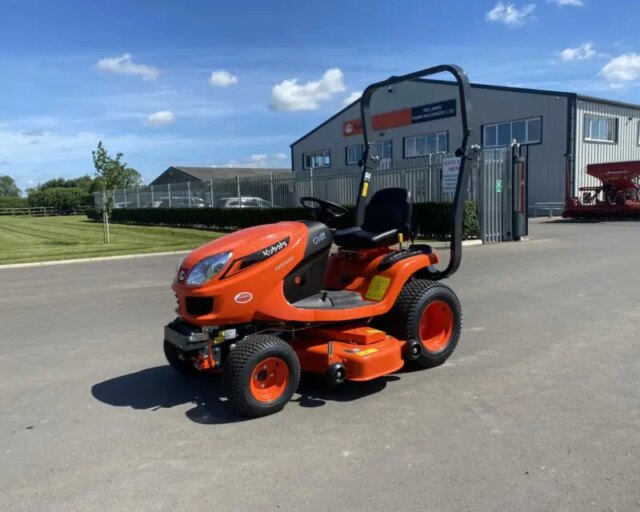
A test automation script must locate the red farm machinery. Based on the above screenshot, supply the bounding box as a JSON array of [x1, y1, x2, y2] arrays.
[[564, 161, 640, 219]]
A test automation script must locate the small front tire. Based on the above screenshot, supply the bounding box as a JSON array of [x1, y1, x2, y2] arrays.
[[223, 335, 300, 417]]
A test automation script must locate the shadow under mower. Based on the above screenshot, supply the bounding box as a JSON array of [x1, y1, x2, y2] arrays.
[[164, 64, 480, 417]]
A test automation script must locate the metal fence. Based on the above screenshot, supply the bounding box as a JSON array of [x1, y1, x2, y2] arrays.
[[94, 152, 487, 210], [94, 149, 513, 242]]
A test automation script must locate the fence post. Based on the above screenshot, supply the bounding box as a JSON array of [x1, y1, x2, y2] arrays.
[[310, 167, 314, 197], [150, 185, 154, 206], [136, 187, 140, 208], [210, 180, 214, 207], [188, 181, 192, 207], [236, 176, 241, 204], [123, 188, 127, 208], [168, 183, 172, 208], [270, 173, 274, 206]]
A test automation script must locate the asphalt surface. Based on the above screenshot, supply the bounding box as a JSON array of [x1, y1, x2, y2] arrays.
[[1, 219, 639, 512]]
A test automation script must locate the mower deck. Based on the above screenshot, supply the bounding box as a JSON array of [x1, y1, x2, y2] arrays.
[[294, 325, 405, 381]]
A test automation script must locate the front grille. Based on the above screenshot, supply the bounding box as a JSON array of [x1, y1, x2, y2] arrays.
[[185, 297, 214, 316]]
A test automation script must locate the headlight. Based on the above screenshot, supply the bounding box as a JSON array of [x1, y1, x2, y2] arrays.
[[185, 252, 232, 285]]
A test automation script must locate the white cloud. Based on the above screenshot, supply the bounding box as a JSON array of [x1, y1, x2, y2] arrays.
[[269, 68, 346, 111], [560, 42, 596, 61], [485, 2, 536, 27], [209, 70, 239, 87], [601, 53, 640, 82], [96, 54, 160, 81], [145, 110, 176, 126], [548, 0, 583, 6], [222, 153, 290, 169], [342, 91, 362, 107]]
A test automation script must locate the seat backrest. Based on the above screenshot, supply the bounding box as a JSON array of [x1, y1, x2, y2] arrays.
[[361, 187, 412, 236]]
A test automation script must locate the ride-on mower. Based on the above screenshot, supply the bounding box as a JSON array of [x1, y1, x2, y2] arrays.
[[164, 65, 479, 417]]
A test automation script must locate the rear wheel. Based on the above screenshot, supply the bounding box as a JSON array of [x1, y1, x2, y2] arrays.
[[163, 340, 199, 375], [223, 335, 300, 417], [379, 279, 462, 368]]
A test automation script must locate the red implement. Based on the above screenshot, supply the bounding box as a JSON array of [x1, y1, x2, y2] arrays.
[[564, 160, 640, 219]]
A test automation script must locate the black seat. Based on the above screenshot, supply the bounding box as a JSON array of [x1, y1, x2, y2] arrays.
[[333, 188, 412, 249]]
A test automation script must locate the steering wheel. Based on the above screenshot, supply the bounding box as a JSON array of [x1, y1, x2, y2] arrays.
[[300, 197, 350, 224]]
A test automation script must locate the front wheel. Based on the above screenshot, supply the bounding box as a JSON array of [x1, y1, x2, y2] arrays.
[[380, 280, 462, 369], [223, 335, 300, 417]]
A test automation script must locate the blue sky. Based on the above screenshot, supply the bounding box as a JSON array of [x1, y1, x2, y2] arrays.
[[1, 0, 639, 190]]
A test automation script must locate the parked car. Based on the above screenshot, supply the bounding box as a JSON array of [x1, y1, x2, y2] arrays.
[[218, 196, 273, 208], [154, 196, 206, 208], [113, 201, 138, 209]]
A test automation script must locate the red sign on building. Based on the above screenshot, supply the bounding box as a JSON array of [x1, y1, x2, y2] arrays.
[[342, 99, 456, 137]]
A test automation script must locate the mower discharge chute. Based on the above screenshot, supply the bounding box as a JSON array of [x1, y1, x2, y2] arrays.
[[164, 64, 479, 417]]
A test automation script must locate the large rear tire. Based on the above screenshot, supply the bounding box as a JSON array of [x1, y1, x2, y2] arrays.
[[223, 335, 300, 417], [379, 279, 462, 369]]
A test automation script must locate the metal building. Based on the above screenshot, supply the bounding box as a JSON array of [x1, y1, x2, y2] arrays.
[[290, 79, 640, 207]]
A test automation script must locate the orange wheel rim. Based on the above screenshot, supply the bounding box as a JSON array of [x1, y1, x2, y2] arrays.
[[419, 300, 454, 353], [249, 357, 290, 403]]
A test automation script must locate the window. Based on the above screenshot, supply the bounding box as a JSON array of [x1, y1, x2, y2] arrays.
[[346, 140, 392, 165], [404, 132, 448, 158], [483, 117, 542, 148], [584, 115, 617, 143], [346, 145, 363, 165], [303, 149, 331, 169]]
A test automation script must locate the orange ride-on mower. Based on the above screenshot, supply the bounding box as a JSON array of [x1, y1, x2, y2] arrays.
[[163, 65, 479, 417]]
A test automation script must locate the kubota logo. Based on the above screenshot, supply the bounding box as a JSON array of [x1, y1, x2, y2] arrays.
[[234, 292, 253, 304], [262, 239, 288, 257]]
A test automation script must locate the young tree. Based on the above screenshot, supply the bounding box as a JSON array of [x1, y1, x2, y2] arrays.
[[0, 175, 22, 198], [92, 141, 142, 243]]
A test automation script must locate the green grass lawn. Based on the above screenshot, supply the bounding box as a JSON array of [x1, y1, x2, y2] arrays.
[[0, 215, 223, 264]]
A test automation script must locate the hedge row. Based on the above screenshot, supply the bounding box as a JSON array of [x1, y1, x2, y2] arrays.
[[28, 187, 94, 214], [86, 201, 479, 240], [0, 197, 29, 209]]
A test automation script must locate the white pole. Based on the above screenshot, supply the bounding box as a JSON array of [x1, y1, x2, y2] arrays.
[[270, 172, 274, 206]]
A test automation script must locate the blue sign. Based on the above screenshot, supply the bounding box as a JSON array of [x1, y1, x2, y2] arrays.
[[411, 99, 456, 124]]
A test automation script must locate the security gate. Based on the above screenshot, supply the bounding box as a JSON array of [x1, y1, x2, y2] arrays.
[[479, 146, 527, 243]]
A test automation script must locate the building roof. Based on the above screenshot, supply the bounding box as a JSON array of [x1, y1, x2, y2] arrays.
[[290, 78, 640, 147], [150, 166, 291, 185]]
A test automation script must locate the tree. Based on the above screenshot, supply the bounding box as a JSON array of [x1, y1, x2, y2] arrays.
[[92, 142, 142, 191], [0, 175, 21, 198], [34, 175, 96, 193], [92, 141, 143, 243]]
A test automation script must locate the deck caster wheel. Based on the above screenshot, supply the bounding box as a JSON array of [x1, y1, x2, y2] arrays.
[[377, 279, 462, 369], [223, 335, 300, 417], [326, 362, 347, 385], [403, 339, 423, 361]]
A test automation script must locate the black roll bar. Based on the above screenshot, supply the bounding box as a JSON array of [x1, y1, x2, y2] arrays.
[[355, 64, 479, 279]]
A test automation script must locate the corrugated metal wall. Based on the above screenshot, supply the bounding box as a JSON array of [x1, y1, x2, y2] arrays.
[[292, 80, 570, 206], [574, 99, 640, 193]]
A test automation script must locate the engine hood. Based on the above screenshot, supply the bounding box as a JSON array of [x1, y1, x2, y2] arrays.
[[176, 221, 309, 284]]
